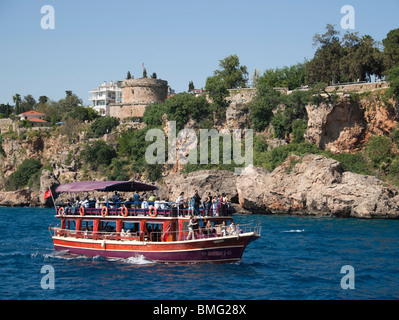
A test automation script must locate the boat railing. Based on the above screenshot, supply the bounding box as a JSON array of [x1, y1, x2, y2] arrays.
[[55, 204, 234, 218], [51, 224, 261, 242]]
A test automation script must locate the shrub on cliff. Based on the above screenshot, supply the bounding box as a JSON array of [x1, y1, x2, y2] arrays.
[[5, 159, 42, 191], [365, 135, 393, 168], [386, 65, 399, 98], [81, 140, 117, 170], [90, 116, 120, 138], [143, 93, 211, 130]]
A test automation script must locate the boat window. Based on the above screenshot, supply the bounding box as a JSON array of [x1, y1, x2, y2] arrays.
[[82, 220, 94, 231], [145, 222, 163, 241], [123, 221, 140, 235], [100, 221, 117, 233]]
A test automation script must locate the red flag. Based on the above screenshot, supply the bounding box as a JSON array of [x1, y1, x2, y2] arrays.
[[44, 189, 52, 200], [161, 223, 171, 242]]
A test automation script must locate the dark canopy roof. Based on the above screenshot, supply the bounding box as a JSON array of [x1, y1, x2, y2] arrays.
[[55, 181, 157, 194]]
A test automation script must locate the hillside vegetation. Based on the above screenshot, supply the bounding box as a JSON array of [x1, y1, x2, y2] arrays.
[[1, 25, 399, 191]]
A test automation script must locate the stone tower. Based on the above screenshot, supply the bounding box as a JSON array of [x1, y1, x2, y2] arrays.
[[109, 78, 168, 119]]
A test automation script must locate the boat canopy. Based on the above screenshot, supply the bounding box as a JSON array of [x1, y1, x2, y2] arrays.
[[55, 181, 157, 194]]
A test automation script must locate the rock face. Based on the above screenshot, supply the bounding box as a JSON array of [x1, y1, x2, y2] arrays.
[[305, 96, 399, 153], [162, 170, 238, 203], [304, 100, 366, 153], [39, 169, 60, 206], [237, 154, 399, 219], [236, 165, 269, 213], [0, 170, 60, 207], [0, 188, 32, 207]]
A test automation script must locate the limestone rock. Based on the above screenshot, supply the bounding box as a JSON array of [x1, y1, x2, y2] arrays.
[[0, 188, 32, 206], [236, 164, 269, 213], [162, 169, 238, 203], [39, 169, 60, 207], [235, 154, 399, 218]]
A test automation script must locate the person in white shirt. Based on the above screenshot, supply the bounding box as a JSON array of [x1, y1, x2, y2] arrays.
[[141, 200, 149, 209], [176, 192, 185, 216]]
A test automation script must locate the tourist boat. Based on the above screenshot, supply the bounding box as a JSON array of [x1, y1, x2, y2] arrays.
[[49, 181, 261, 263]]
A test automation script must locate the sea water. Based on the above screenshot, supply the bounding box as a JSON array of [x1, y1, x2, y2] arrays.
[[0, 206, 398, 300]]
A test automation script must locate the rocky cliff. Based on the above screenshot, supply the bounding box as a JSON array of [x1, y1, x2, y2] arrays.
[[158, 154, 399, 219], [305, 95, 399, 153], [237, 155, 399, 218]]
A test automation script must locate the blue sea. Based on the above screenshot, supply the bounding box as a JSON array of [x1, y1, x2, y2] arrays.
[[1, 206, 398, 300]]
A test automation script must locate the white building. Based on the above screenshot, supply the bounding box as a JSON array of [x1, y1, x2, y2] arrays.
[[89, 81, 122, 116]]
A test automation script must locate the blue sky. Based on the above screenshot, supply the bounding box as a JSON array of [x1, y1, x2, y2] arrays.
[[0, 0, 398, 105]]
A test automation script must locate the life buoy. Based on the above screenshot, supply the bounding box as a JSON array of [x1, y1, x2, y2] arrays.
[[149, 207, 157, 217], [101, 206, 108, 217], [79, 206, 85, 216], [58, 207, 65, 216], [121, 206, 128, 217]]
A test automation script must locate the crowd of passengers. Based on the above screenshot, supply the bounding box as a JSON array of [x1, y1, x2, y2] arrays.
[[78, 218, 243, 242], [58, 189, 233, 216]]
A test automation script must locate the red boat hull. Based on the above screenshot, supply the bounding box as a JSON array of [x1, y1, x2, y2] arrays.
[[52, 233, 259, 263]]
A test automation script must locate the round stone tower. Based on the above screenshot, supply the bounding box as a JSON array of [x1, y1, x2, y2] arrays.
[[121, 78, 168, 105], [109, 78, 168, 119]]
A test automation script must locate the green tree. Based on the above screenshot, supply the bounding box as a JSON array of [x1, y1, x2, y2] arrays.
[[250, 84, 281, 131], [142, 103, 168, 126], [81, 140, 117, 170], [90, 116, 120, 137], [13, 93, 21, 115], [386, 65, 399, 98], [306, 24, 343, 84], [188, 81, 195, 92], [126, 71, 132, 79], [260, 62, 306, 90], [68, 106, 99, 122], [366, 135, 393, 167], [205, 74, 229, 119], [0, 103, 12, 117], [291, 119, 308, 143], [271, 112, 290, 139], [20, 94, 37, 112], [38, 96, 49, 104], [5, 159, 42, 191], [382, 28, 399, 72], [214, 54, 248, 89], [57, 91, 83, 114]]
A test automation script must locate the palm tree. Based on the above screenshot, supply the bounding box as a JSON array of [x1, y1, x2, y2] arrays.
[[13, 93, 21, 115]]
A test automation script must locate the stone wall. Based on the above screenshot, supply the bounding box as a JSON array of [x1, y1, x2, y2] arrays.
[[109, 103, 148, 119], [325, 81, 388, 93], [0, 118, 14, 135]]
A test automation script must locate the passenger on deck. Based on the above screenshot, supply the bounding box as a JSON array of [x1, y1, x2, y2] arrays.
[[141, 200, 149, 209], [219, 221, 228, 236], [133, 192, 140, 208], [187, 215, 197, 240], [192, 190, 201, 216], [229, 221, 237, 235], [204, 219, 214, 236], [81, 196, 90, 208], [112, 192, 119, 202], [154, 197, 160, 209], [212, 198, 218, 216], [204, 192, 212, 216], [176, 192, 185, 216], [148, 194, 156, 206]]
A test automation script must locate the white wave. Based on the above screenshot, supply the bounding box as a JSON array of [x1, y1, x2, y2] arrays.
[[125, 255, 155, 265], [281, 229, 305, 233], [38, 250, 100, 261]]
